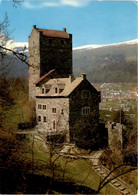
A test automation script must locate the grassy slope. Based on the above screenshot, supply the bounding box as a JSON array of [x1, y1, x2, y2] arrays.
[[23, 139, 121, 194]]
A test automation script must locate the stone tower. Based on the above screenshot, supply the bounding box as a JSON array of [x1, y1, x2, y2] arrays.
[[29, 25, 72, 100]]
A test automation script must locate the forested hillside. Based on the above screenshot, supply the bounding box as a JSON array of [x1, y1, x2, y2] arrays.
[[73, 43, 137, 83], [0, 37, 137, 83]]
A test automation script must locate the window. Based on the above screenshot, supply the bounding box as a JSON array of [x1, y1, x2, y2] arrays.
[[82, 107, 90, 115], [42, 88, 44, 94], [52, 108, 56, 113], [38, 116, 41, 122], [43, 116, 46, 122], [61, 109, 64, 114], [55, 88, 58, 93], [46, 89, 50, 93], [81, 90, 90, 99], [43, 105, 46, 110], [59, 89, 64, 93], [38, 104, 41, 109], [53, 120, 56, 130]]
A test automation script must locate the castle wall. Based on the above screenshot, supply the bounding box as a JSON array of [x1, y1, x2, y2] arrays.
[[108, 121, 123, 153]]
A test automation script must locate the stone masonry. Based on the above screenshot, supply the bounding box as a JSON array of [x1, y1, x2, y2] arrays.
[[108, 121, 123, 153], [29, 25, 72, 100]]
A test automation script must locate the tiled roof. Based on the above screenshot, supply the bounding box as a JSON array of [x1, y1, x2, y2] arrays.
[[36, 28, 70, 39], [37, 77, 83, 97], [60, 78, 83, 96], [34, 69, 55, 85]]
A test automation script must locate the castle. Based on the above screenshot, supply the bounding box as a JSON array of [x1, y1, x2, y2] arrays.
[[29, 25, 72, 99], [28, 25, 101, 143]]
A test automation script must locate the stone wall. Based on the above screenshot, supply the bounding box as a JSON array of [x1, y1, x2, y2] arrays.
[[40, 33, 72, 77], [29, 29, 41, 100], [69, 79, 100, 142], [108, 121, 123, 153], [36, 97, 70, 142]]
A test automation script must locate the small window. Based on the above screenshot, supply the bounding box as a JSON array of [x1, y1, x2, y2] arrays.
[[38, 104, 41, 109], [59, 89, 64, 93], [46, 89, 50, 93], [82, 107, 90, 115], [81, 90, 90, 99], [43, 116, 46, 122], [42, 88, 44, 94], [52, 108, 56, 113], [43, 105, 46, 110], [38, 116, 41, 122], [61, 109, 64, 114], [53, 120, 56, 130], [55, 88, 58, 93]]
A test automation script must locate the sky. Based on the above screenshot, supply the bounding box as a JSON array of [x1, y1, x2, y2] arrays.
[[0, 0, 137, 47]]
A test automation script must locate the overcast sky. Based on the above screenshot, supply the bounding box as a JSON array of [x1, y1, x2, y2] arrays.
[[0, 0, 137, 47]]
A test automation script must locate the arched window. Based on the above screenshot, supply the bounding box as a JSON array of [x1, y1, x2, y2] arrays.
[[53, 120, 56, 130]]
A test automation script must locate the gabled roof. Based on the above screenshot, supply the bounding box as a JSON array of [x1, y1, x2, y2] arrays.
[[60, 78, 83, 96], [34, 69, 55, 85], [36, 77, 83, 97], [35, 73, 99, 98], [35, 27, 70, 39]]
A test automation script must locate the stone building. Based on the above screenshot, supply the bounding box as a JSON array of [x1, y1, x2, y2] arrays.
[[29, 25, 101, 144], [29, 25, 72, 100], [35, 70, 101, 142]]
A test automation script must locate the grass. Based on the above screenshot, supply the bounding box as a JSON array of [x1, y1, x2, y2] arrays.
[[21, 138, 122, 194]]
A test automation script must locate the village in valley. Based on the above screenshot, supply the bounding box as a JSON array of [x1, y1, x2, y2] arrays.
[[97, 83, 137, 112]]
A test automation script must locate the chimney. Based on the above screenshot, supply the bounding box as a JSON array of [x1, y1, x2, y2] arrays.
[[81, 73, 86, 80], [69, 75, 74, 84], [33, 25, 36, 29], [63, 28, 66, 32]]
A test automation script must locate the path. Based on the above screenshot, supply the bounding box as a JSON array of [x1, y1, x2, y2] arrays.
[[60, 145, 134, 195], [90, 151, 134, 195]]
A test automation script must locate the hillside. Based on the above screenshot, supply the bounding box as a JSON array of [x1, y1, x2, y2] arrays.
[[0, 36, 28, 78], [0, 37, 137, 83], [73, 40, 137, 83]]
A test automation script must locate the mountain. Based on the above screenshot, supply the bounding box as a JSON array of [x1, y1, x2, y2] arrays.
[[73, 39, 137, 83], [73, 39, 138, 51], [0, 36, 137, 83], [0, 36, 28, 78]]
